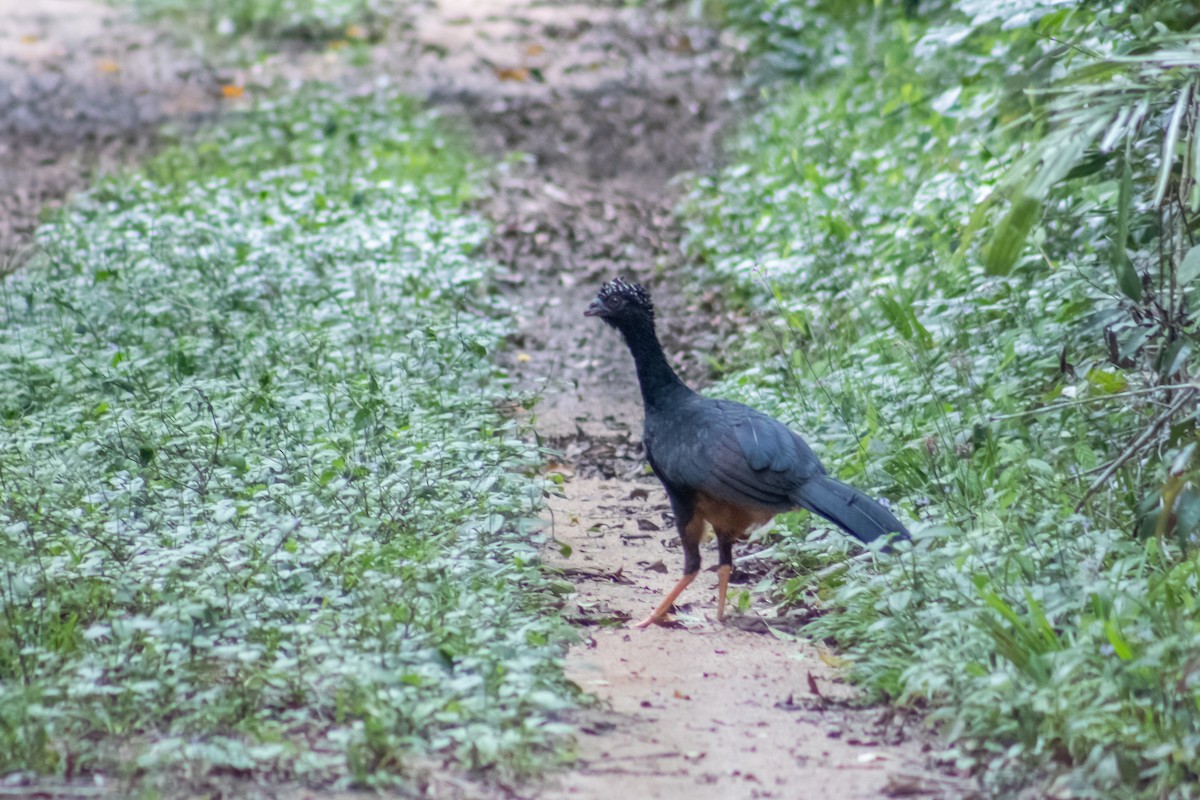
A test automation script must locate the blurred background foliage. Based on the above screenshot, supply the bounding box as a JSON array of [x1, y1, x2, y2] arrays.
[[687, 0, 1200, 795]]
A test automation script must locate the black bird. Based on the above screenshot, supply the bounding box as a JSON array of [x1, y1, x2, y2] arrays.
[[585, 278, 909, 627]]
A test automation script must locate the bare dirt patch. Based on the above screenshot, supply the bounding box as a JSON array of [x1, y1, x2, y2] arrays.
[[540, 474, 971, 799]]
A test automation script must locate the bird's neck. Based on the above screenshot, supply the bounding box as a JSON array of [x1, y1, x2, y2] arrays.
[[617, 316, 691, 409]]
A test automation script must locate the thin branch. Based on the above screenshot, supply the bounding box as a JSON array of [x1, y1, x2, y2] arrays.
[[1074, 388, 1197, 513], [814, 550, 875, 580], [988, 383, 1198, 421]]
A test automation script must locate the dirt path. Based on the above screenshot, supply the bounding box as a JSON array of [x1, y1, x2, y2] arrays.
[[1, 2, 972, 797], [410, 3, 973, 798]]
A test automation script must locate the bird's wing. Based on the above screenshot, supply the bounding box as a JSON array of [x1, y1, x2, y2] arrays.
[[646, 397, 824, 510]]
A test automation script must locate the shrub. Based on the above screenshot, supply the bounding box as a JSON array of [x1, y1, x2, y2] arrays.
[[0, 87, 575, 787], [689, 1, 1200, 795]]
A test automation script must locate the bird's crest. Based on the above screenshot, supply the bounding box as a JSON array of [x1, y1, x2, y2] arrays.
[[598, 277, 654, 317]]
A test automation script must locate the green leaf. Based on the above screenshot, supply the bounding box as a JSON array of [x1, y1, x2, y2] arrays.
[[1064, 150, 1113, 181], [1104, 618, 1134, 661], [1170, 442, 1197, 475], [1025, 459, 1054, 476], [1114, 254, 1142, 302], [984, 195, 1041, 276], [876, 295, 933, 349], [737, 590, 752, 613], [1086, 369, 1128, 394], [888, 589, 913, 613], [1174, 488, 1200, 540], [980, 590, 1024, 629], [1113, 152, 1142, 301], [1153, 81, 1194, 208], [877, 295, 913, 340], [1159, 339, 1192, 379], [1178, 245, 1200, 286], [1024, 590, 1060, 650]]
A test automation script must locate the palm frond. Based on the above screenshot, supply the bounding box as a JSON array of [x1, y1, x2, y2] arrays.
[[980, 41, 1200, 274]]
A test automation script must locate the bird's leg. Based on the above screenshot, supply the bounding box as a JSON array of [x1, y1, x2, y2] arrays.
[[716, 534, 734, 621], [634, 530, 701, 628], [634, 572, 696, 628]]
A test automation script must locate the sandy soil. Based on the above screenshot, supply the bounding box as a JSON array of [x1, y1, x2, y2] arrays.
[[536, 476, 971, 800], [0, 0, 977, 797]]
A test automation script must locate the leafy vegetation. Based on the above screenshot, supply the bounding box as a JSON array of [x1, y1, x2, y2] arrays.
[[689, 0, 1200, 796], [0, 87, 575, 787]]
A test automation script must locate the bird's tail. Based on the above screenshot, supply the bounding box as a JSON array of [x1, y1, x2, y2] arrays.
[[793, 475, 910, 545]]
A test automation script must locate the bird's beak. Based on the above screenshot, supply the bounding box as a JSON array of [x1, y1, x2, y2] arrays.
[[584, 298, 607, 317]]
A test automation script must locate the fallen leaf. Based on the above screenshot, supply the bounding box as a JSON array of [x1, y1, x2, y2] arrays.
[[628, 488, 649, 500], [774, 693, 801, 711], [19, 34, 39, 44], [645, 559, 668, 574], [516, 352, 532, 363], [807, 671, 822, 697], [523, 42, 545, 57], [882, 774, 935, 797], [542, 183, 572, 203], [493, 66, 530, 82], [345, 24, 368, 39], [95, 59, 120, 74], [637, 518, 660, 531], [221, 84, 245, 99], [606, 566, 632, 584], [668, 33, 694, 54], [673, 689, 691, 701], [816, 644, 847, 669]]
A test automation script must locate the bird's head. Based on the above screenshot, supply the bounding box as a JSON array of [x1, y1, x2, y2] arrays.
[[584, 278, 654, 328]]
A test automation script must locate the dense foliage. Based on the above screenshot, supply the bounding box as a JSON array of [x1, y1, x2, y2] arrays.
[[0, 88, 575, 786], [691, 0, 1200, 796]]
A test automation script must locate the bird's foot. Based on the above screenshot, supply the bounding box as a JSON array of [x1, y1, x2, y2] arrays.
[[632, 612, 677, 628]]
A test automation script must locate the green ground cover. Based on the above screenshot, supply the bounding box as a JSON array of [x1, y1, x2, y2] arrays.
[[691, 1, 1200, 796], [0, 87, 575, 787]]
